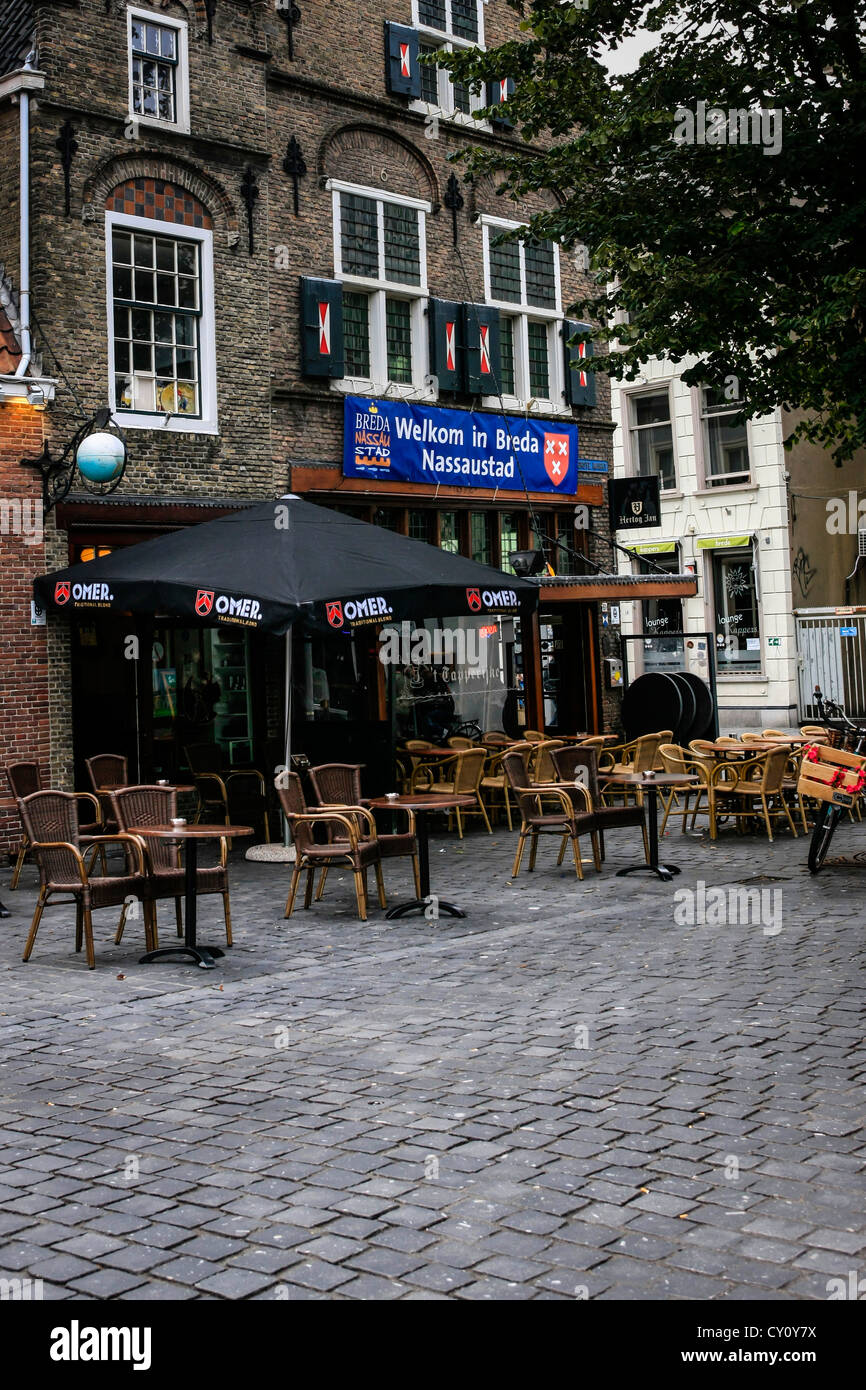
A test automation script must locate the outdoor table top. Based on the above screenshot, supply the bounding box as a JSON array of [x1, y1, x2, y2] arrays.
[[399, 747, 460, 757], [703, 740, 795, 755], [129, 823, 254, 838], [368, 793, 476, 811], [553, 733, 619, 744], [601, 771, 700, 787]]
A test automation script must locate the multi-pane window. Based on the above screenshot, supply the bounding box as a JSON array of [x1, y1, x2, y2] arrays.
[[416, 0, 481, 43], [409, 510, 433, 543], [439, 512, 460, 553], [484, 222, 563, 407], [335, 187, 427, 389], [500, 513, 520, 570], [111, 227, 200, 417], [128, 9, 188, 131], [417, 44, 481, 121], [471, 512, 492, 565], [629, 391, 676, 491], [701, 388, 751, 486]]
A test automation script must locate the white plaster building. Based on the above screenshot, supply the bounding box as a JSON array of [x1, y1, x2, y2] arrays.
[[611, 361, 799, 729]]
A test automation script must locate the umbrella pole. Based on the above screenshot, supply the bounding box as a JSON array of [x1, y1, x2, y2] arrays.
[[246, 628, 296, 864]]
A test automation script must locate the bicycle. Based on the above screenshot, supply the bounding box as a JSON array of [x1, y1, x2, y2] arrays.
[[806, 686, 866, 873]]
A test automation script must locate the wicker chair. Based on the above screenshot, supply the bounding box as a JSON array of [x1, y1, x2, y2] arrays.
[[657, 744, 710, 836], [528, 739, 566, 784], [403, 739, 436, 793], [689, 746, 797, 841], [17, 790, 151, 969], [481, 731, 511, 749], [551, 745, 650, 865], [599, 732, 669, 808], [522, 730, 544, 744], [276, 772, 385, 921], [6, 761, 103, 889], [421, 747, 492, 837], [112, 785, 233, 949], [85, 753, 128, 833], [185, 743, 270, 842], [502, 751, 600, 880], [447, 735, 476, 749], [308, 763, 420, 898], [480, 748, 517, 830]]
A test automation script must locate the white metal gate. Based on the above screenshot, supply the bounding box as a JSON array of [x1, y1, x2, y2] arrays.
[[795, 609, 866, 718]]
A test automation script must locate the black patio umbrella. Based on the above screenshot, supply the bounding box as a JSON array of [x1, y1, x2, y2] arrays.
[[35, 494, 538, 846], [34, 493, 537, 634]]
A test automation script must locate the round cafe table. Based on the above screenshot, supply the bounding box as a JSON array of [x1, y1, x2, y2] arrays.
[[601, 772, 699, 883], [367, 793, 476, 920], [130, 823, 252, 969]]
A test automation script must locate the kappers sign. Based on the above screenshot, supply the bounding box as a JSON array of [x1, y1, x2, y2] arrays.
[[343, 397, 580, 495]]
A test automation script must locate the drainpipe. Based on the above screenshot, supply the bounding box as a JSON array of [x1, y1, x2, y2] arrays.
[[13, 50, 36, 378]]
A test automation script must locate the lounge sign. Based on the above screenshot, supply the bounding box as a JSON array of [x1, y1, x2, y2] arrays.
[[343, 397, 580, 495], [610, 476, 662, 530]]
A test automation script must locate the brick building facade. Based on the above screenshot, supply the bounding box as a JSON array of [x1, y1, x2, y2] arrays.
[[0, 0, 695, 852]]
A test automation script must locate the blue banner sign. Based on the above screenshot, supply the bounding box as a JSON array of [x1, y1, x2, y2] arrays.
[[343, 396, 585, 496]]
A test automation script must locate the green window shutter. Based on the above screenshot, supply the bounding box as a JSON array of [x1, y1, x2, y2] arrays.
[[428, 298, 463, 392], [385, 22, 421, 99], [299, 277, 344, 379], [463, 302, 501, 395], [563, 319, 596, 407]]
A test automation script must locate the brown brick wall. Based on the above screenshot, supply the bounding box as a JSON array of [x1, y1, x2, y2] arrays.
[[0, 401, 50, 855]]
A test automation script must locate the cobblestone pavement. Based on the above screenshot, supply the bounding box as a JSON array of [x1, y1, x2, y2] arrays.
[[1, 812, 864, 1302]]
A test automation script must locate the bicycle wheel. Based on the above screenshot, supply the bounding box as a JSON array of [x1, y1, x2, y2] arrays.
[[808, 803, 842, 874]]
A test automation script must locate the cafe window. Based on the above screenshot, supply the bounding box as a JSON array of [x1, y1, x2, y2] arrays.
[[701, 388, 751, 487], [712, 546, 761, 672], [500, 512, 520, 570], [409, 509, 433, 543], [629, 390, 676, 491], [439, 511, 460, 553], [470, 512, 493, 565], [639, 551, 683, 636]]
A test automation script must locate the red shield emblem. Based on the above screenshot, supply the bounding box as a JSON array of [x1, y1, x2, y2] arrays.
[[195, 589, 214, 617], [466, 588, 482, 612], [54, 581, 70, 606], [544, 433, 570, 486], [326, 601, 344, 629]]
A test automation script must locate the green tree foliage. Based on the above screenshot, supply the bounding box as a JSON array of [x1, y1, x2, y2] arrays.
[[448, 1, 866, 462]]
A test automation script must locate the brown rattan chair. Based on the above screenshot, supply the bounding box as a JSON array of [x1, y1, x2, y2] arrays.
[[112, 785, 233, 949], [502, 751, 600, 880], [185, 743, 270, 842], [522, 730, 544, 744], [6, 761, 104, 889], [17, 790, 151, 969], [551, 744, 650, 865], [308, 763, 421, 898], [657, 743, 710, 836], [276, 772, 385, 921], [86, 753, 128, 833], [422, 747, 493, 837], [481, 731, 511, 749], [528, 739, 567, 784]]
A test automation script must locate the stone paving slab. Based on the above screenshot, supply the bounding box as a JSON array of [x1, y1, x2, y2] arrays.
[[0, 814, 864, 1301]]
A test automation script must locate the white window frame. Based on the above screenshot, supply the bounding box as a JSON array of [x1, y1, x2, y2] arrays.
[[623, 384, 678, 493], [127, 5, 190, 135], [413, 0, 485, 47], [410, 39, 488, 129], [697, 386, 753, 488], [329, 180, 433, 399], [481, 216, 566, 415], [105, 210, 218, 435]]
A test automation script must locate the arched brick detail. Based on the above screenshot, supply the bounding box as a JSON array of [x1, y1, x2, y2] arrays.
[[106, 178, 213, 228], [83, 153, 240, 247], [318, 123, 440, 210]]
